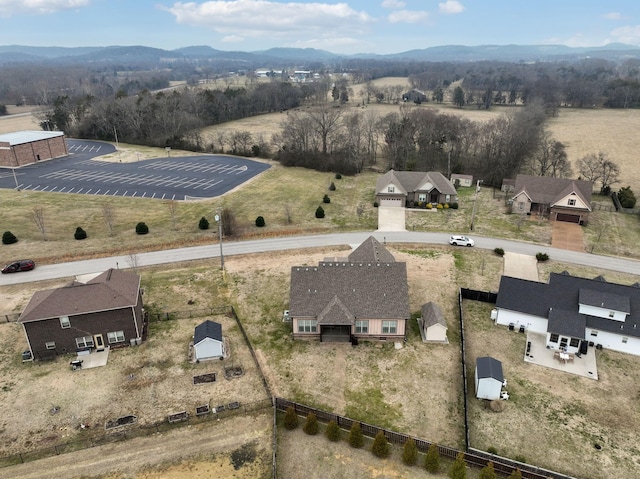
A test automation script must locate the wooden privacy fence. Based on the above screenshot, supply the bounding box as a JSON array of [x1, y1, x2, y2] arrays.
[[275, 397, 575, 479]]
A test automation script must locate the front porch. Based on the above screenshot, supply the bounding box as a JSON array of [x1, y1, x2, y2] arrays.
[[524, 331, 598, 380]]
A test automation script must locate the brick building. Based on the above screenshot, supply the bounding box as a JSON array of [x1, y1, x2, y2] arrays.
[[0, 130, 68, 167]]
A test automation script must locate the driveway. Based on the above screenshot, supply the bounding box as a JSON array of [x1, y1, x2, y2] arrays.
[[503, 252, 539, 281], [377, 206, 406, 231], [551, 221, 585, 252]]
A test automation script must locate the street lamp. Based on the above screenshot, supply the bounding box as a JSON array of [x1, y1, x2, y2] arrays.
[[214, 210, 224, 271]]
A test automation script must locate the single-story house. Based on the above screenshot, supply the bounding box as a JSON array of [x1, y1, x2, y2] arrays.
[[193, 320, 225, 361], [289, 236, 410, 342], [375, 170, 458, 207], [451, 174, 473, 188], [493, 272, 640, 357], [18, 269, 144, 360], [475, 356, 504, 400], [0, 130, 68, 167], [508, 174, 592, 224], [402, 89, 428, 103], [418, 302, 448, 343]]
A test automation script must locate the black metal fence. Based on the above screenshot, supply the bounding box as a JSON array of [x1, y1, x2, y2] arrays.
[[147, 306, 233, 321]]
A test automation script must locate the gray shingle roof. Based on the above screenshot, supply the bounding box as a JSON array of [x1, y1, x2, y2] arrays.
[[289, 238, 409, 323], [496, 273, 640, 338], [476, 356, 503, 381], [579, 288, 630, 313], [19, 268, 140, 323], [421, 302, 446, 328], [512, 174, 592, 209], [548, 308, 586, 338], [375, 170, 456, 196], [348, 236, 396, 263], [194, 320, 223, 344]]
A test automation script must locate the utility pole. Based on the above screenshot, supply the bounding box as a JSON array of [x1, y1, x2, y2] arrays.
[[470, 180, 482, 231], [215, 209, 224, 272]]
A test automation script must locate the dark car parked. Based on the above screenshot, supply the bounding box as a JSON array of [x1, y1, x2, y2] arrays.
[[1, 259, 36, 274]]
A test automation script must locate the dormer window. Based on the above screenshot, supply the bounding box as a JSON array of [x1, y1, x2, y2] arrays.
[[568, 198, 576, 206], [60, 316, 71, 329], [387, 186, 395, 193]]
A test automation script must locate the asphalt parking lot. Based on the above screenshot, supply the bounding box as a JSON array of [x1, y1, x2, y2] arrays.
[[0, 140, 270, 200]]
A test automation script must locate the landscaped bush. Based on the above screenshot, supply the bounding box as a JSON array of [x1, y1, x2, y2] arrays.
[[487, 446, 498, 454], [536, 252, 549, 262], [74, 226, 87, 240], [437, 203, 443, 209], [335, 173, 342, 179], [315, 206, 325, 218], [494, 248, 504, 257], [325, 420, 341, 442], [135, 222, 149, 235], [323, 194, 331, 204], [373, 201, 379, 208], [283, 406, 298, 430], [302, 412, 319, 435], [508, 469, 523, 479], [2, 231, 17, 244], [402, 437, 418, 465], [450, 202, 459, 209], [328, 182, 336, 191], [426, 203, 433, 209], [348, 422, 364, 448], [449, 452, 467, 479], [198, 217, 209, 230], [617, 186, 636, 208], [424, 442, 440, 472], [255, 216, 266, 227], [479, 461, 497, 479], [371, 430, 390, 458]]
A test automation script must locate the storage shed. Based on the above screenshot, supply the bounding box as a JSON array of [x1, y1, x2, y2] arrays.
[[418, 302, 448, 343], [475, 356, 504, 400], [193, 320, 225, 361]]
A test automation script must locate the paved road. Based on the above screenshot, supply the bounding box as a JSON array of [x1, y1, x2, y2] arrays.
[[2, 231, 639, 286]]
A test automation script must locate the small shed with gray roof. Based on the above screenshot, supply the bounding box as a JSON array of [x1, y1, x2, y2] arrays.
[[418, 302, 448, 343], [475, 356, 504, 400], [193, 320, 225, 361], [0, 130, 68, 167]]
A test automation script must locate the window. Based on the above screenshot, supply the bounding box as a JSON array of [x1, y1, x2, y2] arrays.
[[76, 336, 94, 349], [355, 320, 369, 334], [549, 333, 559, 343], [382, 320, 397, 334], [609, 311, 615, 318], [298, 320, 317, 333], [622, 337, 628, 344], [418, 193, 426, 202], [107, 331, 125, 344], [387, 186, 395, 193], [45, 341, 56, 350], [590, 330, 598, 337], [445, 194, 451, 203], [518, 202, 524, 211], [569, 338, 580, 348], [59, 316, 70, 329], [568, 198, 576, 206]]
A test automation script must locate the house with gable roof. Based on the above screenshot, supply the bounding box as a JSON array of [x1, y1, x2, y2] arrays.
[[375, 169, 458, 208], [289, 236, 409, 342], [509, 174, 592, 224], [18, 269, 144, 360], [494, 272, 640, 357]]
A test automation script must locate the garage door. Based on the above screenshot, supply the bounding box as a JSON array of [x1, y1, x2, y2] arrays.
[[379, 198, 403, 207], [556, 213, 580, 223]]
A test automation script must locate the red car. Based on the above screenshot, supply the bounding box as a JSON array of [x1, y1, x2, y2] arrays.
[[1, 259, 36, 274]]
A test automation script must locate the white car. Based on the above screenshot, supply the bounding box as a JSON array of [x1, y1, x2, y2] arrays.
[[449, 235, 475, 247]]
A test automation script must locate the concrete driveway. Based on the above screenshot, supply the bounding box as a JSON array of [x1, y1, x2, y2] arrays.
[[377, 206, 406, 231], [503, 252, 539, 281], [551, 222, 585, 252]]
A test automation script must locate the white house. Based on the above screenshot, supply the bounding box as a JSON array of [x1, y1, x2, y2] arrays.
[[419, 302, 448, 343], [475, 356, 504, 400], [451, 174, 473, 188], [494, 272, 640, 357], [193, 320, 225, 361]]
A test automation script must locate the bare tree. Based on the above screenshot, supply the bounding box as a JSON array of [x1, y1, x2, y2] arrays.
[[578, 152, 620, 194], [166, 200, 178, 230], [102, 202, 116, 236], [32, 206, 47, 241], [284, 204, 293, 225], [127, 253, 140, 276], [307, 104, 343, 155]]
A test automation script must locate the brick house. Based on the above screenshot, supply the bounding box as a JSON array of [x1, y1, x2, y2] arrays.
[[19, 269, 145, 360], [289, 236, 409, 342], [375, 169, 458, 207], [0, 131, 68, 167]]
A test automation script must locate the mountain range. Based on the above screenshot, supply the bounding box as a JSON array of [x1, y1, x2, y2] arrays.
[[1, 43, 639, 67]]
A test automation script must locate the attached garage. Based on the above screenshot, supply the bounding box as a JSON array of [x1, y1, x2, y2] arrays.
[[0, 130, 68, 167], [378, 197, 404, 207], [555, 213, 580, 223]]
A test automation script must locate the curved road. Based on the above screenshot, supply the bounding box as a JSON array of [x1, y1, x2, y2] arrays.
[[2, 231, 639, 286]]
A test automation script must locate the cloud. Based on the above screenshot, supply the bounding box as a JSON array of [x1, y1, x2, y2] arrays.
[[381, 0, 405, 8], [610, 25, 640, 45], [387, 9, 429, 24], [438, 0, 465, 15], [603, 12, 623, 21], [165, 0, 375, 44], [0, 0, 89, 15]]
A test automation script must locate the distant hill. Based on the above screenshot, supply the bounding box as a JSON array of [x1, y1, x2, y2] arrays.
[[1, 43, 639, 67]]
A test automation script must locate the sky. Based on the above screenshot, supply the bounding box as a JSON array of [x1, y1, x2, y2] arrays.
[[1, 0, 640, 55]]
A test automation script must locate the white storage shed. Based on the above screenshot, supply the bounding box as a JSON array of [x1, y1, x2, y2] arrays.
[[475, 356, 504, 400], [193, 320, 225, 361]]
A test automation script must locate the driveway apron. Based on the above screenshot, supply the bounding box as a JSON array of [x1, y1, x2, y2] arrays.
[[377, 206, 406, 231], [551, 222, 585, 252]]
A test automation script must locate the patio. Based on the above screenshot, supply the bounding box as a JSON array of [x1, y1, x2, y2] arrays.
[[524, 331, 598, 380], [74, 348, 110, 370]]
